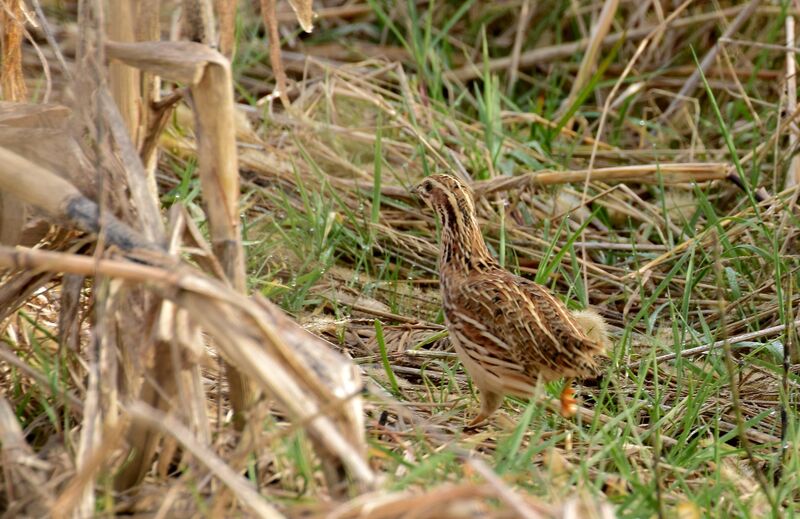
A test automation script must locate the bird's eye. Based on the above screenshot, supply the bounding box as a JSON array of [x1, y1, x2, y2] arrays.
[[421, 182, 432, 193]]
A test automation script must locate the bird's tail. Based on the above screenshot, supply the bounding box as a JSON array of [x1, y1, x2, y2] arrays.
[[571, 309, 612, 354]]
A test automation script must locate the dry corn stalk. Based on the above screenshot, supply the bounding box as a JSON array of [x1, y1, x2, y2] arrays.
[[261, 0, 314, 106], [182, 0, 217, 45], [0, 0, 28, 102], [215, 0, 236, 58], [0, 144, 373, 493], [106, 39, 253, 432], [0, 242, 375, 490], [108, 0, 141, 143], [0, 397, 54, 518], [0, 101, 80, 250]]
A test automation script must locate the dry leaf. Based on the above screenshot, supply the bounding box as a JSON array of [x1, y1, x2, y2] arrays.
[[288, 0, 315, 32]]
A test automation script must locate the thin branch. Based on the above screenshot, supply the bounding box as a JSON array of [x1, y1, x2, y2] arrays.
[[631, 318, 800, 366], [125, 402, 285, 519], [506, 0, 533, 94], [661, 0, 760, 120]]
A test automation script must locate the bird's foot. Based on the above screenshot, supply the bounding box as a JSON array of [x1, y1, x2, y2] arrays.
[[465, 413, 489, 430], [559, 386, 577, 418]]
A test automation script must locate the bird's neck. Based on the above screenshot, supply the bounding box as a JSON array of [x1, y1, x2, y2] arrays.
[[435, 201, 496, 272]]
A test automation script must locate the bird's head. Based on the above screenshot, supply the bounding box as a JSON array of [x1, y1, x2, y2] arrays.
[[412, 174, 476, 218]]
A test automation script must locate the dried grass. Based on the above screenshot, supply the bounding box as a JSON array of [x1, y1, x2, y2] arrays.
[[1, 0, 799, 517]]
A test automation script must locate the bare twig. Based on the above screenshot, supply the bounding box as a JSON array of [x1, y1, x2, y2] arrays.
[[0, 397, 53, 517], [125, 402, 285, 519], [51, 421, 127, 519], [785, 15, 800, 190], [473, 162, 728, 195], [445, 4, 758, 82], [506, 0, 533, 94], [633, 318, 800, 366], [29, 0, 71, 78], [556, 0, 619, 118], [261, 0, 291, 108], [661, 0, 760, 120], [466, 458, 544, 519]]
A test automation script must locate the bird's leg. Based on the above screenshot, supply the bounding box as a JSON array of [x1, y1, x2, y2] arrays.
[[559, 378, 577, 418], [466, 390, 503, 428]]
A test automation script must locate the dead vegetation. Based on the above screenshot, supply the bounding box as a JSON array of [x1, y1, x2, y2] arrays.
[[1, 0, 800, 517]]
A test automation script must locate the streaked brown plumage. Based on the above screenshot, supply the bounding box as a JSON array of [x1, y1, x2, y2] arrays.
[[413, 174, 609, 426]]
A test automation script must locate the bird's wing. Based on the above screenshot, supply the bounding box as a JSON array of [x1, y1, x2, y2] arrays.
[[445, 271, 603, 384], [516, 277, 606, 376]]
